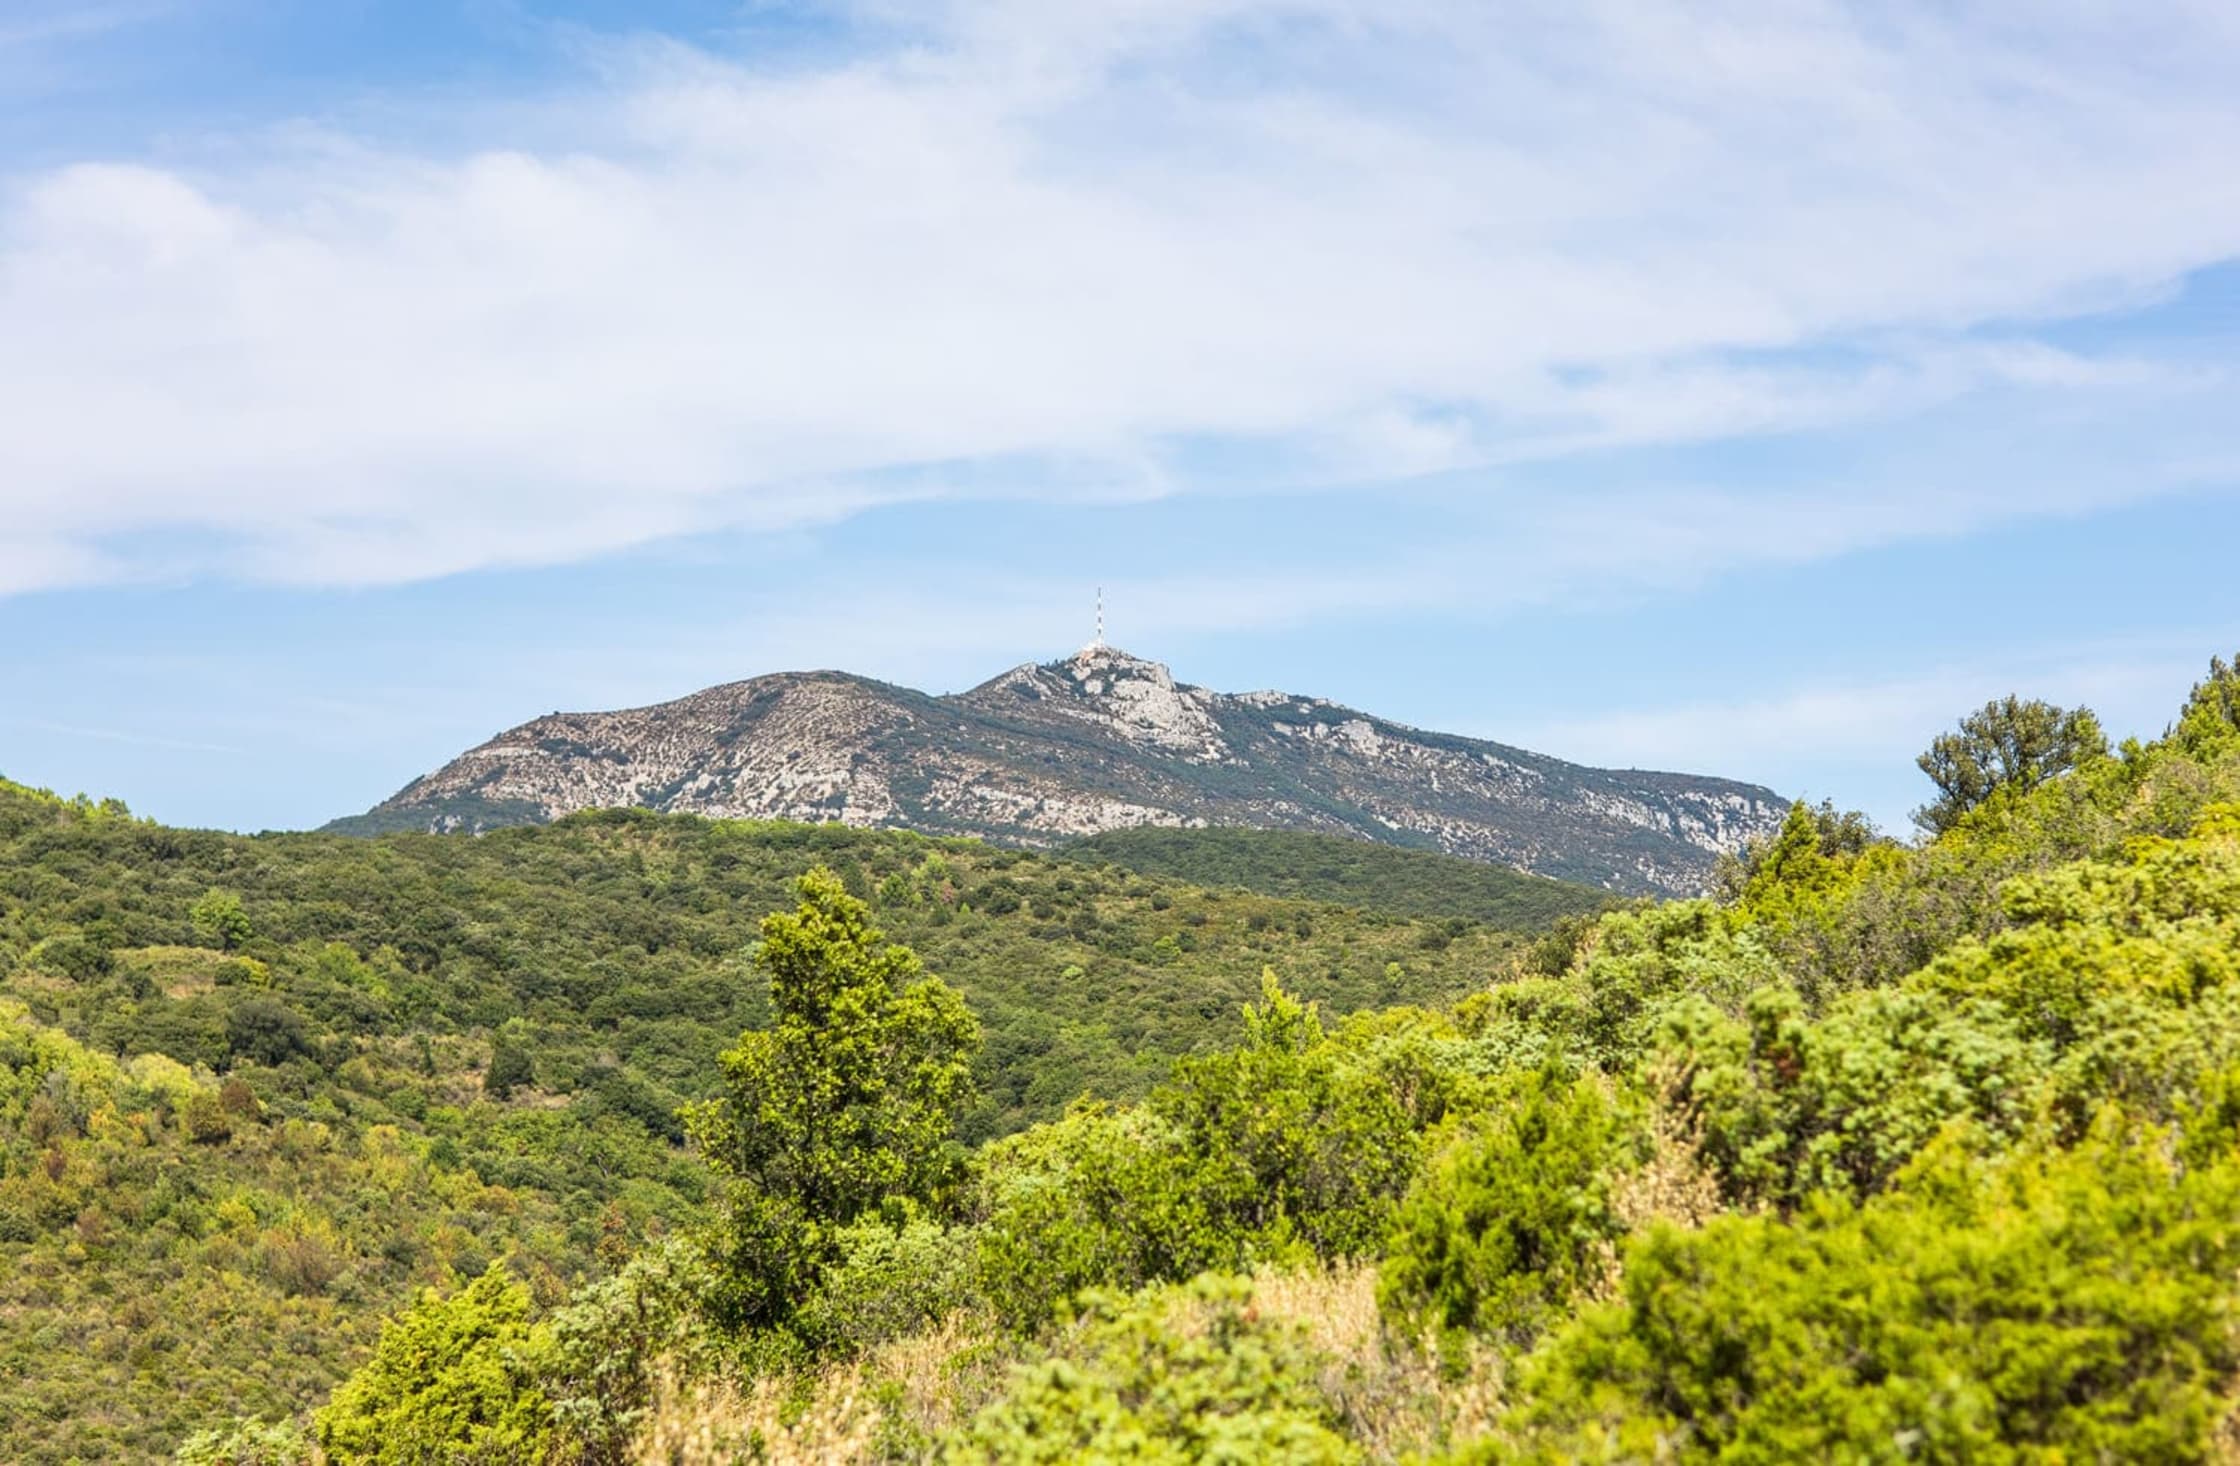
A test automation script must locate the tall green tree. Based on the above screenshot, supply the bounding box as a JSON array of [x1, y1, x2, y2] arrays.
[[684, 867, 980, 1332], [2172, 651, 2240, 755], [484, 1034, 537, 1099], [188, 889, 254, 952], [1914, 695, 2108, 836]]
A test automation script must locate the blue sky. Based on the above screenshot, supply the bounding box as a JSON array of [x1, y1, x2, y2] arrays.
[[2, 0, 2236, 836]]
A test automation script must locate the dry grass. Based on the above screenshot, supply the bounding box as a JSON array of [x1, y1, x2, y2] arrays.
[[632, 1362, 877, 1465], [2215, 1387, 2240, 1464], [1586, 1057, 1724, 1306], [626, 1263, 1503, 1464], [1612, 1063, 1724, 1236], [629, 1313, 1015, 1465], [1247, 1262, 1502, 1461]]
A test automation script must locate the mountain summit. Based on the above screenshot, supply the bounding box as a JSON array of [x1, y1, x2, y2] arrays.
[[328, 647, 1787, 895]]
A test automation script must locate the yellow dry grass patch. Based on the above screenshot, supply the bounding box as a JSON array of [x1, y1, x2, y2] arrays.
[[628, 1263, 1505, 1464], [110, 944, 243, 998]]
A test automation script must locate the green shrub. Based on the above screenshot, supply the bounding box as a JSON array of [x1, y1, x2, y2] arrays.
[[172, 1415, 310, 1465], [1493, 1122, 2240, 1463], [483, 1037, 536, 1099], [949, 1275, 1354, 1464], [1380, 1068, 1643, 1349], [181, 1089, 233, 1146], [1152, 971, 1422, 1261], [975, 975, 1444, 1332], [189, 890, 255, 952], [975, 1102, 1221, 1330], [796, 1208, 977, 1355], [224, 998, 310, 1069], [1660, 985, 2041, 1209], [315, 1267, 554, 1465], [541, 1238, 718, 1459]]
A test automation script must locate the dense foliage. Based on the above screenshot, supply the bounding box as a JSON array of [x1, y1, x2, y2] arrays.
[[13, 647, 2240, 1462], [1068, 826, 1612, 929], [685, 870, 979, 1334], [1913, 694, 2109, 835], [0, 793, 1523, 1461], [1498, 1125, 2240, 1462]]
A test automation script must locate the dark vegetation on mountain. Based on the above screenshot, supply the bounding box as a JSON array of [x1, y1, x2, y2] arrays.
[[0, 796, 1544, 1462], [1068, 825, 1613, 929], [7, 650, 2240, 1462], [330, 646, 1788, 897]]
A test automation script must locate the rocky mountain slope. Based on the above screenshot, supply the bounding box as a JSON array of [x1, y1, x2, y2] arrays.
[[328, 646, 1788, 895]]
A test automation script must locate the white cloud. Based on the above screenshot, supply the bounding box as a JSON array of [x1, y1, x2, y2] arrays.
[[3, 0, 2240, 590], [1501, 641, 2225, 829]]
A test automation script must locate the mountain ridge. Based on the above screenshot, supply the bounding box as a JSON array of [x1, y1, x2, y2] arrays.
[[328, 645, 1788, 895]]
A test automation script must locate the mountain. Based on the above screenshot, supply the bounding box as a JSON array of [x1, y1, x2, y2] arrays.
[[328, 645, 1788, 895]]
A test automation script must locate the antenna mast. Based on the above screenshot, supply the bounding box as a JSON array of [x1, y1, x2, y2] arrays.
[[1095, 586, 1105, 647]]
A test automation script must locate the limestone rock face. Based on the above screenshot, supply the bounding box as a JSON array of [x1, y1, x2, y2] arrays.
[[330, 646, 1788, 897], [959, 647, 1232, 763]]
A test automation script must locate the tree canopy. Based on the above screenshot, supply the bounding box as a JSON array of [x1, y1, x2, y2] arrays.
[[684, 868, 979, 1332], [1914, 694, 2109, 835]]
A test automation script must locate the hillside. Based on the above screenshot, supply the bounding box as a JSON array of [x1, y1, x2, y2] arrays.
[[141, 648, 2240, 1466], [1068, 825, 1615, 928], [10, 654, 2240, 1461], [330, 644, 1787, 897], [0, 784, 1551, 1461]]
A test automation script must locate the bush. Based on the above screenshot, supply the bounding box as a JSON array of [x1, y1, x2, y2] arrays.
[[1152, 972, 1423, 1261], [950, 1275, 1353, 1463], [1380, 1068, 1643, 1349], [975, 975, 1441, 1332], [182, 1090, 234, 1146], [173, 1415, 311, 1465], [1495, 1123, 2240, 1462], [484, 1038, 536, 1099], [316, 1267, 555, 1465], [795, 1209, 976, 1355], [1660, 985, 2040, 1209], [190, 890, 256, 952], [225, 998, 310, 1069], [541, 1239, 718, 1459], [975, 1103, 1218, 1330]]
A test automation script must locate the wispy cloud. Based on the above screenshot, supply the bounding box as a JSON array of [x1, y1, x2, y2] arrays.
[[1501, 638, 2226, 828], [3, 0, 2238, 592], [0, 1, 169, 52], [0, 713, 243, 756], [0, 0, 175, 99]]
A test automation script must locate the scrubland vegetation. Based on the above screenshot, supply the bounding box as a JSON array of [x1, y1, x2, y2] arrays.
[[1068, 825, 1609, 929], [8, 652, 2240, 1461], [0, 796, 1534, 1460]]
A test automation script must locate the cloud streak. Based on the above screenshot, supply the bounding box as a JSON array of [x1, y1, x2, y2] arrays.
[[3, 0, 2239, 592], [1502, 639, 2224, 830]]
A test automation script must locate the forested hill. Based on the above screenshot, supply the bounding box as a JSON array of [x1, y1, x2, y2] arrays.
[[0, 787, 1557, 1460], [263, 647, 2240, 1466], [13, 653, 2240, 1464], [332, 644, 1786, 896], [1068, 825, 1613, 928]]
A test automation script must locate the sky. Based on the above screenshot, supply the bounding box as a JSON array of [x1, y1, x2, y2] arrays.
[[2, 0, 2237, 837]]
